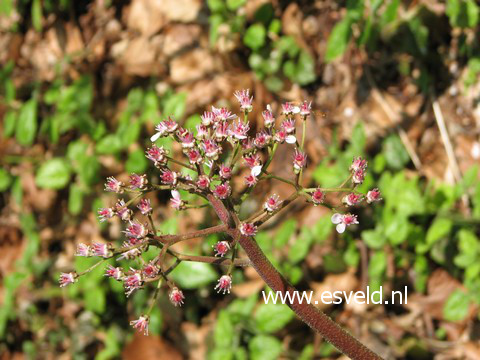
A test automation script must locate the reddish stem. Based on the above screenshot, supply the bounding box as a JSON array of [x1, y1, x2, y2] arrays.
[[207, 194, 382, 360]]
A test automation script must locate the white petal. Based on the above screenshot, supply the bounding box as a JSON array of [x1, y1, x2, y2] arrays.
[[171, 190, 181, 201], [336, 223, 346, 233], [251, 165, 262, 177], [150, 132, 161, 142], [285, 135, 297, 144], [331, 213, 343, 224], [292, 106, 300, 114], [267, 104, 272, 112]]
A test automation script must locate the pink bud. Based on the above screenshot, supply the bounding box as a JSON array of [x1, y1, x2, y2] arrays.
[[169, 287, 185, 307], [213, 241, 230, 257], [130, 315, 149, 335], [215, 275, 232, 294], [240, 222, 257, 236]]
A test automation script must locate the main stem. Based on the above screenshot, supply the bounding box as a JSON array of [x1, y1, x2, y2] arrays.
[[207, 194, 382, 360]]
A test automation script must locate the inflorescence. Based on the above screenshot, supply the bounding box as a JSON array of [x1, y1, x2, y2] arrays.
[[58, 89, 381, 335]]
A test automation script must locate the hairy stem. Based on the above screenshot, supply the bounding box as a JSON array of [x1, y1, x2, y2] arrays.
[[207, 193, 382, 360]]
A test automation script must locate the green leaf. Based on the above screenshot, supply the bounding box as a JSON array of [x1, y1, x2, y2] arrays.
[[227, 0, 245, 11], [214, 310, 234, 348], [368, 251, 386, 278], [207, 0, 226, 12], [288, 228, 313, 264], [362, 228, 385, 249], [3, 110, 17, 138], [426, 217, 452, 247], [274, 219, 296, 247], [126, 149, 148, 174], [325, 18, 352, 62], [96, 135, 122, 155], [171, 261, 217, 289], [84, 286, 106, 314], [15, 99, 38, 146], [163, 93, 187, 119], [35, 158, 71, 189], [31, 0, 42, 32], [254, 303, 294, 333], [244, 23, 266, 51], [68, 184, 84, 215], [0, 168, 12, 191], [249, 335, 282, 360], [78, 156, 100, 186], [443, 290, 470, 322], [382, 134, 409, 170]]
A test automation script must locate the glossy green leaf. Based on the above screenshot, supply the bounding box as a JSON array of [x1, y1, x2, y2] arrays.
[[35, 158, 71, 189], [15, 99, 38, 146], [249, 335, 282, 360], [171, 261, 217, 289], [244, 23, 266, 50], [325, 18, 351, 62], [443, 290, 470, 322], [254, 303, 294, 333]]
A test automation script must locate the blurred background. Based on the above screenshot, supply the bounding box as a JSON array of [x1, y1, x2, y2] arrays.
[[1, 0, 480, 359]]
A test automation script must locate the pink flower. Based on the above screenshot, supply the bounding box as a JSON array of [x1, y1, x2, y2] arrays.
[[137, 198, 152, 215], [151, 122, 168, 142], [146, 145, 167, 167], [212, 106, 237, 121], [170, 190, 184, 210], [124, 221, 149, 239], [202, 139, 221, 160], [282, 102, 300, 115], [215, 121, 230, 141], [311, 189, 325, 205], [129, 173, 148, 190], [213, 183, 231, 200], [116, 199, 132, 221], [234, 89, 253, 112], [293, 149, 307, 173], [169, 287, 185, 307], [274, 129, 287, 143], [130, 315, 149, 335], [59, 272, 77, 287], [244, 174, 258, 187], [229, 120, 250, 140], [343, 193, 362, 206], [254, 131, 271, 149], [213, 241, 230, 257], [98, 207, 114, 222], [264, 194, 282, 212], [366, 188, 382, 203], [352, 168, 365, 184], [186, 148, 202, 164], [244, 154, 261, 169], [105, 265, 123, 280], [300, 101, 312, 116], [282, 119, 296, 134], [75, 243, 91, 257], [124, 269, 144, 297], [196, 124, 209, 139], [92, 242, 112, 258], [331, 213, 359, 234], [262, 105, 275, 127], [240, 222, 257, 236], [215, 275, 232, 294], [178, 130, 195, 148], [350, 157, 367, 172], [142, 262, 159, 278], [201, 111, 215, 126], [219, 164, 232, 179], [105, 176, 124, 193], [160, 169, 178, 185], [196, 175, 210, 190], [164, 117, 178, 133], [241, 138, 255, 151]]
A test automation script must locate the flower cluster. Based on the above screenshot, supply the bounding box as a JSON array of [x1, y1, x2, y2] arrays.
[[58, 90, 380, 337]]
